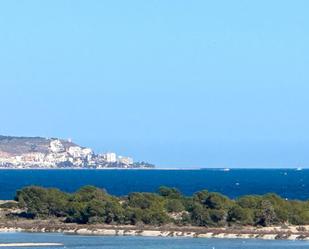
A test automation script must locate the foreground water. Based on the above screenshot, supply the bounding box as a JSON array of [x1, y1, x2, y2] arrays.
[[0, 232, 308, 249], [0, 169, 309, 200]]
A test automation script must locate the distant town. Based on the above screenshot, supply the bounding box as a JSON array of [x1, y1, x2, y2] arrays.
[[0, 135, 154, 169]]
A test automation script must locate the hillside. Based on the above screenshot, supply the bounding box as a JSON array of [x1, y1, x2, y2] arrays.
[[0, 136, 77, 156]]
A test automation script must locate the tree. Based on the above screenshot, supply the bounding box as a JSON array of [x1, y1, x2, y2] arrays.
[[193, 190, 209, 205], [165, 199, 185, 213], [205, 193, 232, 210], [14, 185, 309, 228], [190, 203, 212, 226], [72, 186, 109, 202], [237, 195, 261, 209], [140, 208, 170, 225], [16, 186, 68, 218], [158, 186, 182, 199], [228, 206, 253, 225], [127, 193, 164, 210], [255, 200, 277, 226], [209, 209, 227, 226]]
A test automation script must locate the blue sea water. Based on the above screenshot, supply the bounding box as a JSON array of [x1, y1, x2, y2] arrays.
[[0, 232, 308, 249], [0, 169, 308, 200], [1, 170, 309, 248]]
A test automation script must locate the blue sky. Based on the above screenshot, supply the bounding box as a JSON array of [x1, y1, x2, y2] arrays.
[[0, 1, 308, 168]]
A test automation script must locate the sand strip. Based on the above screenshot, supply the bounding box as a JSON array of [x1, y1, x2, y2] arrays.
[[0, 243, 63, 247]]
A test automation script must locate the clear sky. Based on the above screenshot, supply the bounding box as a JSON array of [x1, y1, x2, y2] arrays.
[[0, 1, 308, 168]]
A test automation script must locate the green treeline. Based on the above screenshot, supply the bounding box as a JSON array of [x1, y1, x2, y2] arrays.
[[13, 186, 309, 227]]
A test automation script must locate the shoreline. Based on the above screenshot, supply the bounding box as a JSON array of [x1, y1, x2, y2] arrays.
[[1, 220, 309, 241], [0, 243, 63, 247], [0, 168, 307, 171]]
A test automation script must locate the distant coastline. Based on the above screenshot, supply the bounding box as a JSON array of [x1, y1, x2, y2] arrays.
[[0, 167, 200, 170], [0, 167, 307, 171], [0, 135, 154, 169]]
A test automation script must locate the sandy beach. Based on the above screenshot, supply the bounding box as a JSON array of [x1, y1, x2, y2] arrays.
[[1, 220, 309, 240], [0, 243, 62, 247]]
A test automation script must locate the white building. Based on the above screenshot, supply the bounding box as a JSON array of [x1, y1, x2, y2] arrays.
[[68, 146, 93, 160], [103, 152, 117, 163], [68, 146, 83, 158], [49, 140, 65, 153], [118, 156, 133, 165]]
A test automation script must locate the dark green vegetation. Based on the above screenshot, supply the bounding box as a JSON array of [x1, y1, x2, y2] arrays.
[[132, 161, 155, 168], [14, 186, 309, 227]]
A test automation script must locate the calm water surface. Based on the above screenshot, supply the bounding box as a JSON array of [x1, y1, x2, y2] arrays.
[[0, 169, 309, 200], [0, 232, 309, 249]]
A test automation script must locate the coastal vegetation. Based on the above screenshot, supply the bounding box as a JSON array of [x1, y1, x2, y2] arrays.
[[11, 186, 309, 228]]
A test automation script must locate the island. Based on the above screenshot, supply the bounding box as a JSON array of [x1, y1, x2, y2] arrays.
[[0, 135, 154, 169], [1, 186, 309, 240]]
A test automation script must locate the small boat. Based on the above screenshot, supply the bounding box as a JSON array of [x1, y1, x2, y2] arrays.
[[222, 168, 230, 172]]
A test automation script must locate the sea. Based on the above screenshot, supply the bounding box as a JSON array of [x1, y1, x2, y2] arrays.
[[0, 232, 309, 249], [0, 168, 308, 200], [1, 168, 309, 248]]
